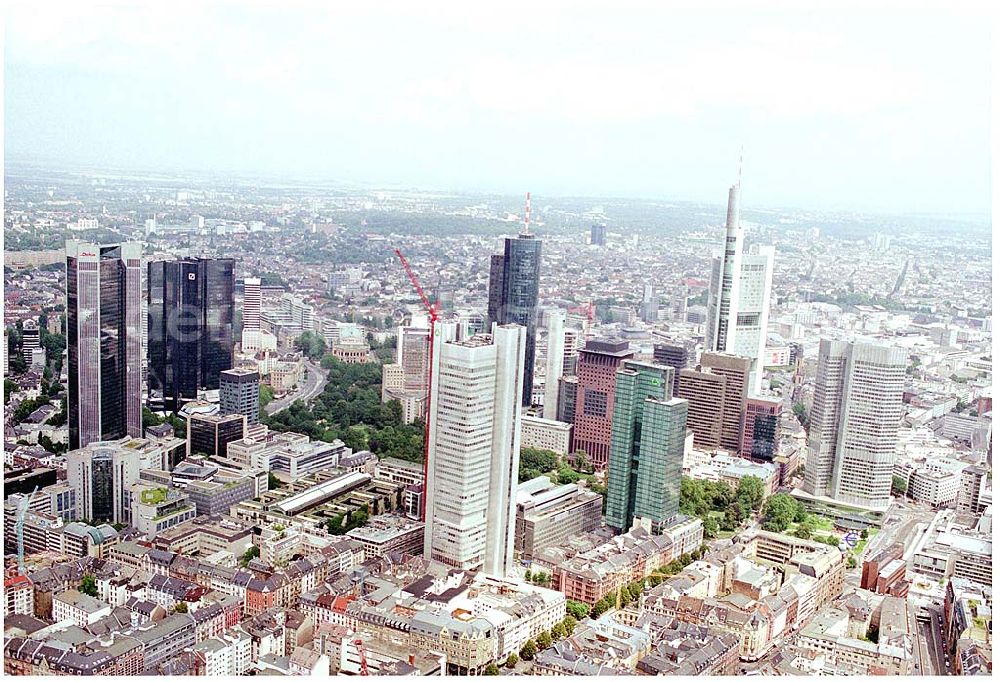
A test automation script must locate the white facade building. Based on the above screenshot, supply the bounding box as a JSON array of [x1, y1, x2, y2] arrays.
[[520, 415, 572, 455], [423, 322, 525, 577], [542, 308, 566, 421], [804, 339, 906, 511]]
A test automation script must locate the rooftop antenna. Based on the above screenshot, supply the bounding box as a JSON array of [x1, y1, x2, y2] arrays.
[[522, 191, 531, 235], [738, 146, 744, 186]]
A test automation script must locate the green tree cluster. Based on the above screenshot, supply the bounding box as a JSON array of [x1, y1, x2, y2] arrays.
[[679, 476, 765, 537], [326, 508, 369, 535], [518, 447, 560, 483], [760, 493, 807, 532], [263, 358, 425, 463], [295, 331, 327, 360], [79, 574, 98, 597]]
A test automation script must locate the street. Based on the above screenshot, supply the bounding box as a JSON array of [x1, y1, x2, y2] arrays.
[[265, 360, 327, 415]]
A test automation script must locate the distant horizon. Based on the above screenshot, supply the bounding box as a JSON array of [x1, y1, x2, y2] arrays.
[[4, 154, 992, 226]]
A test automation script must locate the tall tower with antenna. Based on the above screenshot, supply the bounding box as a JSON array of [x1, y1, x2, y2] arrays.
[[486, 192, 541, 406], [704, 155, 775, 397]]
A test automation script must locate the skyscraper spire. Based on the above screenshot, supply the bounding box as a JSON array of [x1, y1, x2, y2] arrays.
[[738, 146, 743, 186], [522, 191, 532, 235]]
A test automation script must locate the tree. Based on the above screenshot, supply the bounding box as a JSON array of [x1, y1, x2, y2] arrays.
[[891, 475, 908, 497], [79, 574, 98, 597], [505, 654, 519, 669], [484, 663, 500, 675], [793, 402, 809, 428], [561, 616, 577, 635], [174, 602, 189, 614], [736, 476, 766, 514], [519, 640, 537, 661], [847, 556, 858, 569], [536, 630, 553, 649], [268, 472, 282, 490], [551, 621, 566, 639], [703, 515, 720, 538], [295, 331, 327, 360], [566, 600, 590, 621], [761, 493, 802, 532], [524, 569, 533, 582], [240, 546, 260, 567]]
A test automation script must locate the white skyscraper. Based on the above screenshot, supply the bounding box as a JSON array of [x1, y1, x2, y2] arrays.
[[423, 321, 525, 577], [803, 338, 906, 511], [242, 277, 262, 350], [705, 181, 774, 396], [542, 308, 565, 420]]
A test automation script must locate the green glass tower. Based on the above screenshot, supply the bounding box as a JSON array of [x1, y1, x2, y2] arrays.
[[605, 360, 687, 534]]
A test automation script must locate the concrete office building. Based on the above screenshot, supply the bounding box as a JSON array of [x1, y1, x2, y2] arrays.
[[653, 343, 689, 397], [380, 316, 430, 424], [704, 181, 774, 396], [741, 396, 782, 462], [21, 318, 40, 365], [147, 257, 235, 412], [187, 412, 246, 458], [219, 367, 261, 426], [700, 352, 752, 454], [605, 361, 687, 534], [803, 339, 906, 511], [639, 284, 659, 324], [542, 308, 566, 420], [423, 322, 525, 577], [571, 339, 635, 469], [515, 477, 603, 561], [677, 369, 726, 450], [557, 375, 578, 425], [521, 415, 573, 455], [66, 440, 140, 524], [66, 241, 143, 449]]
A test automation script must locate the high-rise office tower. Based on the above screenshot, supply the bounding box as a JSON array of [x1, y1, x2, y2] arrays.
[[21, 319, 40, 364], [590, 223, 607, 246], [639, 284, 659, 324], [242, 276, 261, 350], [605, 361, 685, 534], [397, 315, 430, 393], [741, 396, 782, 462], [653, 343, 690, 397], [699, 352, 751, 453], [571, 339, 635, 469], [423, 322, 525, 577], [381, 316, 430, 424], [486, 230, 541, 407], [220, 368, 261, 426], [67, 241, 143, 449], [562, 328, 581, 376], [803, 339, 906, 510], [188, 412, 246, 458], [557, 375, 578, 425], [542, 309, 566, 420], [677, 369, 725, 450], [673, 284, 689, 322], [704, 180, 774, 396], [148, 258, 235, 412]]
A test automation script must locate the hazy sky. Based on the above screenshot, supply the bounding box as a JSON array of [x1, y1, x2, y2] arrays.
[[4, 1, 992, 214]]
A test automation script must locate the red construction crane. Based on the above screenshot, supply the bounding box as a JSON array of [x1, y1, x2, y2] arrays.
[[354, 638, 369, 676], [393, 248, 437, 523]]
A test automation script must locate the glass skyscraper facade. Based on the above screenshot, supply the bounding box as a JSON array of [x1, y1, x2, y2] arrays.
[[148, 258, 235, 412], [605, 360, 687, 534], [67, 241, 143, 450], [487, 234, 541, 406]]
